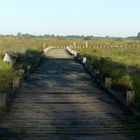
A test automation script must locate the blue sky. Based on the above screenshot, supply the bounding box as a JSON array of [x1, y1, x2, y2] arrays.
[[0, 0, 140, 37]]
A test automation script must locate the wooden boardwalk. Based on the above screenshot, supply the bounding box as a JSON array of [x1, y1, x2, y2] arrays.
[[0, 49, 140, 140]]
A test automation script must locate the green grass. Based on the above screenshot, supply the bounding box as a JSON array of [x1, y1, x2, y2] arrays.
[[0, 38, 44, 95], [0, 49, 43, 94], [0, 60, 15, 93], [75, 47, 140, 110]]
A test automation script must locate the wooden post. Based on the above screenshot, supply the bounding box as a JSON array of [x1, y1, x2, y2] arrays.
[[95, 70, 100, 75], [13, 78, 17, 90], [43, 43, 45, 49], [85, 41, 88, 48], [73, 42, 76, 47], [83, 57, 87, 64], [19, 69, 24, 77], [3, 53, 18, 64], [105, 78, 112, 88], [127, 91, 135, 106], [16, 77, 20, 94], [27, 65, 31, 73], [18, 64, 23, 69], [0, 94, 6, 110], [12, 77, 20, 94]]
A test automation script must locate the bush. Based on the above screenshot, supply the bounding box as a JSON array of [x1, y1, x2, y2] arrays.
[[133, 78, 140, 110], [113, 75, 134, 91], [0, 52, 4, 60], [0, 61, 15, 93], [0, 47, 43, 94], [15, 49, 43, 72]]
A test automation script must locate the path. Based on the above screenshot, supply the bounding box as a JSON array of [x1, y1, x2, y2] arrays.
[[0, 49, 140, 140]]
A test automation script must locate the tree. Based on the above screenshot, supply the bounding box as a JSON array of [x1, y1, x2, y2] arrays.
[[137, 32, 140, 40], [84, 36, 92, 40]]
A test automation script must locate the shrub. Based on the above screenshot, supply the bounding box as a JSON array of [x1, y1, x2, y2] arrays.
[[133, 78, 140, 110], [15, 49, 43, 72], [0, 52, 4, 60], [112, 75, 134, 91], [0, 61, 15, 93], [0, 47, 43, 94]]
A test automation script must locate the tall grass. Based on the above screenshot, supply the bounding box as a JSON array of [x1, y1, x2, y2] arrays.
[[0, 37, 140, 53], [0, 60, 15, 93], [75, 47, 140, 110], [0, 37, 45, 94]]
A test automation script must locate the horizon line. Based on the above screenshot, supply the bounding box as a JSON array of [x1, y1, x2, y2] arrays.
[[0, 33, 137, 38]]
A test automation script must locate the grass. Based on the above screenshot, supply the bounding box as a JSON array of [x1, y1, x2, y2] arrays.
[[75, 47, 140, 110], [0, 49, 43, 94], [0, 61, 14, 93], [0, 37, 44, 95]]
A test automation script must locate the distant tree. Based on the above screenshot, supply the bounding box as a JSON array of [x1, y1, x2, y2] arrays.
[[137, 32, 140, 40], [115, 38, 122, 41], [84, 36, 92, 40], [17, 32, 23, 37]]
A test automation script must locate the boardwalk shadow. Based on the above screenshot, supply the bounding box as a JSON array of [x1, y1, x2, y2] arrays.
[[0, 127, 21, 140], [23, 57, 97, 93]]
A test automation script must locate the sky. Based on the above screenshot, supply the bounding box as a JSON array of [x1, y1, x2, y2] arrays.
[[0, 0, 140, 37]]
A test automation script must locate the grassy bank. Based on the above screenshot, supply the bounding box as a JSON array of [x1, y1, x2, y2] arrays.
[[0, 38, 44, 94], [75, 47, 140, 110]]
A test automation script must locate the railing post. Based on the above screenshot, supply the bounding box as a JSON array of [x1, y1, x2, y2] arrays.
[[85, 41, 88, 48], [13, 77, 20, 94], [83, 57, 87, 64], [105, 77, 112, 88], [43, 43, 46, 49], [13, 78, 16, 90], [127, 91, 135, 106], [95, 69, 100, 75], [19, 69, 24, 80], [73, 42, 76, 47], [0, 94, 6, 111], [27, 65, 31, 73]]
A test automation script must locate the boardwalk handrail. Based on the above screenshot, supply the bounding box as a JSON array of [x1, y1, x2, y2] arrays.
[[66, 46, 79, 57], [43, 46, 56, 55], [3, 52, 18, 64]]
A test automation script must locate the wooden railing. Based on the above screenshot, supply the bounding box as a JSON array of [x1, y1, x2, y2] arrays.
[[66, 46, 140, 117]]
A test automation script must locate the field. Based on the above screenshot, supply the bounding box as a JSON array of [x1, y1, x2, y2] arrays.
[[0, 37, 140, 110], [74, 47, 140, 110]]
